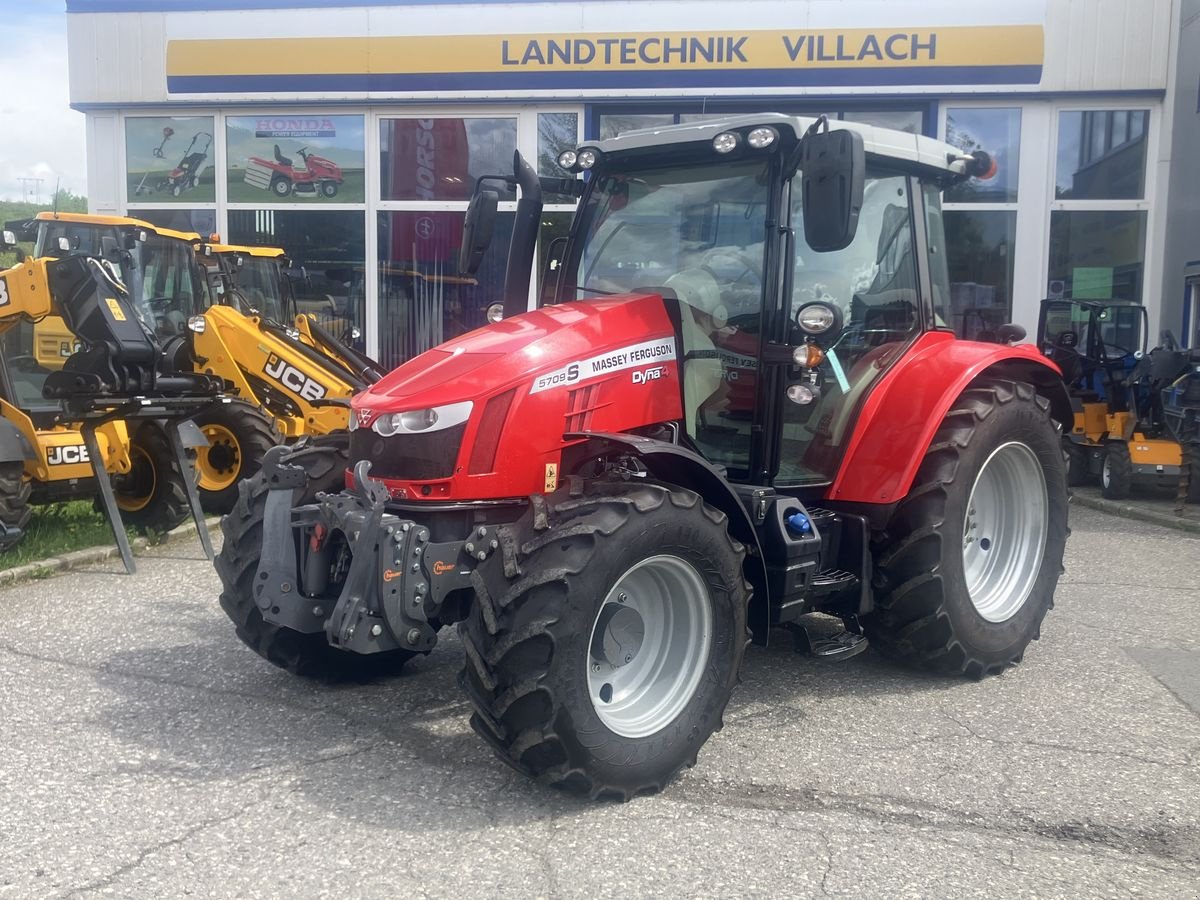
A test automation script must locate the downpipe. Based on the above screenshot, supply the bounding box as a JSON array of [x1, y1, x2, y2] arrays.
[[252, 450, 500, 654]]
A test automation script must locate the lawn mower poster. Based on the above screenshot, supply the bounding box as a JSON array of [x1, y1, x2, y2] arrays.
[[227, 115, 365, 203], [124, 115, 216, 202]]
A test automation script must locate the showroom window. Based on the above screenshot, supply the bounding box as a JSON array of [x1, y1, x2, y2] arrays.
[[941, 107, 1021, 338], [1049, 108, 1151, 303], [376, 111, 580, 369], [227, 209, 367, 344], [124, 114, 218, 230]]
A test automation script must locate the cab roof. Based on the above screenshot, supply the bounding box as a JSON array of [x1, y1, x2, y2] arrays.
[[35, 211, 201, 244], [589, 113, 970, 179], [205, 243, 286, 259]]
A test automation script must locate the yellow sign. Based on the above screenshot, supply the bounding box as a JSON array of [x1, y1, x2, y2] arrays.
[[167, 25, 1044, 93], [544, 463, 558, 493], [104, 297, 126, 322]]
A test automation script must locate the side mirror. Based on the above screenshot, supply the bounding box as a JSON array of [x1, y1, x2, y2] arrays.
[[458, 189, 499, 276], [800, 125, 864, 253]]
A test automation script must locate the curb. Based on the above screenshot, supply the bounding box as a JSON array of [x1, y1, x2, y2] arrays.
[[0, 516, 223, 587], [1071, 492, 1200, 535]]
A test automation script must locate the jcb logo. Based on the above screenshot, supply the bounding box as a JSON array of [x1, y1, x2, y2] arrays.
[[60, 340, 81, 358], [47, 444, 89, 466], [263, 354, 328, 402], [632, 367, 665, 385]]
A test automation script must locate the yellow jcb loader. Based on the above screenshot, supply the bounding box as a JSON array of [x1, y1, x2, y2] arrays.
[[0, 229, 221, 571]]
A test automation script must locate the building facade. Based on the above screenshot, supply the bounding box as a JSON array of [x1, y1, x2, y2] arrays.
[[67, 0, 1199, 366]]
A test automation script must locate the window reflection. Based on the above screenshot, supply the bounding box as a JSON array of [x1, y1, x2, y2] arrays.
[[380, 118, 517, 201], [1056, 110, 1148, 200], [945, 210, 1017, 339], [1048, 210, 1147, 303], [945, 108, 1021, 203], [377, 211, 514, 369], [227, 209, 366, 347]]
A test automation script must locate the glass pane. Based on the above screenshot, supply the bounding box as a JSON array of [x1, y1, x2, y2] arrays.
[[598, 114, 674, 139], [537, 210, 573, 303], [780, 173, 918, 484], [1048, 210, 1147, 303], [945, 107, 1021, 203], [924, 185, 952, 327], [846, 110, 923, 134], [226, 114, 365, 204], [537, 112, 581, 203], [125, 208, 217, 237], [572, 159, 770, 478], [380, 118, 517, 201], [377, 210, 514, 369], [227, 209, 366, 347], [944, 210, 1017, 339], [1056, 110, 1148, 200], [125, 115, 215, 203]]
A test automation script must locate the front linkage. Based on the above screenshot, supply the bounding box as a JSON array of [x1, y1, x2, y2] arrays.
[[252, 447, 500, 655]]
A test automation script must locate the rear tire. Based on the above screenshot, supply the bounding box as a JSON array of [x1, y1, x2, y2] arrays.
[[192, 401, 280, 515], [864, 380, 1068, 678], [271, 176, 292, 197], [1101, 442, 1133, 500], [215, 437, 417, 679], [459, 482, 749, 799], [113, 421, 192, 534], [0, 460, 32, 551]]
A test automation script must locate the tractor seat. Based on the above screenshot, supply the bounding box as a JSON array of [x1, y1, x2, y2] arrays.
[[273, 144, 293, 167]]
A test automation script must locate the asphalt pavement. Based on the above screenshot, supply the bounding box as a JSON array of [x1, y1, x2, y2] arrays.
[[1, 504, 1198, 898]]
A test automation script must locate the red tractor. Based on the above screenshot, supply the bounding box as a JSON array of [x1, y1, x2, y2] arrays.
[[215, 115, 1070, 800], [243, 144, 344, 198]]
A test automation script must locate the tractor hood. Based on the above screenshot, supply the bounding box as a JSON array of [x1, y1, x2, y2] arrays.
[[354, 292, 677, 418]]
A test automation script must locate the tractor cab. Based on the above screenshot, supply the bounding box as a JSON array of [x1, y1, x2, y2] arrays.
[[200, 242, 296, 326], [1037, 297, 1147, 398], [33, 212, 210, 340]]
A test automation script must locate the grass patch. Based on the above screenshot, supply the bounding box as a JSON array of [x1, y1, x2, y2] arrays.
[[2, 501, 135, 569]]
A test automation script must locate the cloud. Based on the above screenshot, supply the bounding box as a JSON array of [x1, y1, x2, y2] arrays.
[[0, 11, 87, 202]]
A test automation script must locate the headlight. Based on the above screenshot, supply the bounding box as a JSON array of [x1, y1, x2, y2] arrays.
[[486, 302, 504, 324], [795, 300, 843, 337], [577, 148, 599, 169], [712, 132, 740, 154], [557, 149, 578, 170], [371, 400, 473, 436]]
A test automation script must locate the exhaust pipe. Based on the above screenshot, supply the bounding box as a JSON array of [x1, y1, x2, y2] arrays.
[[501, 151, 543, 320]]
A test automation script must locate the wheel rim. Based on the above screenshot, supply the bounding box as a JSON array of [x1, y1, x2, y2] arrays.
[[115, 445, 155, 512], [196, 424, 241, 492], [962, 441, 1049, 623], [586, 554, 713, 739]]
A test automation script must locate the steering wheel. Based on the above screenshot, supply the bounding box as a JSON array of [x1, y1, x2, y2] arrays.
[[699, 248, 763, 287], [1103, 341, 1137, 360]]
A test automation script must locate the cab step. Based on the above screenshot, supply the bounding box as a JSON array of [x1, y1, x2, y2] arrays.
[[789, 624, 869, 662]]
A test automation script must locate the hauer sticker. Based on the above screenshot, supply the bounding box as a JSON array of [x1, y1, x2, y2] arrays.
[[529, 337, 675, 394]]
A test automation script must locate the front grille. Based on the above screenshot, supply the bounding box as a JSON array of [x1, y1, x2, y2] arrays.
[[350, 424, 466, 480]]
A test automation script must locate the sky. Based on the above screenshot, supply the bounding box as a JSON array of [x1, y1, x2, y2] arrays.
[[0, 5, 87, 202]]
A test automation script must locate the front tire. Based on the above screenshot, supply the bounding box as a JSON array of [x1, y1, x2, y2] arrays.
[[1064, 440, 1090, 487], [864, 380, 1069, 678], [1101, 442, 1133, 500], [113, 421, 192, 534], [459, 482, 749, 799], [192, 401, 281, 514], [0, 460, 31, 551], [319, 180, 338, 198], [215, 437, 417, 678]]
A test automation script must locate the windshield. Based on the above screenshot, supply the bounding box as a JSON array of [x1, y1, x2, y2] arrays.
[[574, 160, 771, 477], [34, 221, 206, 339], [233, 257, 289, 324]]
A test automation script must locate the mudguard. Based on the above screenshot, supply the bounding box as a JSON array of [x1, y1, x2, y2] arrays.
[[0, 418, 34, 463], [562, 430, 768, 599], [827, 331, 1070, 505]]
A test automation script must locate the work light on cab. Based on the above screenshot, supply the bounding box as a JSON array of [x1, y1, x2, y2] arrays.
[[556, 149, 578, 170], [747, 127, 778, 149], [712, 132, 740, 154]]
